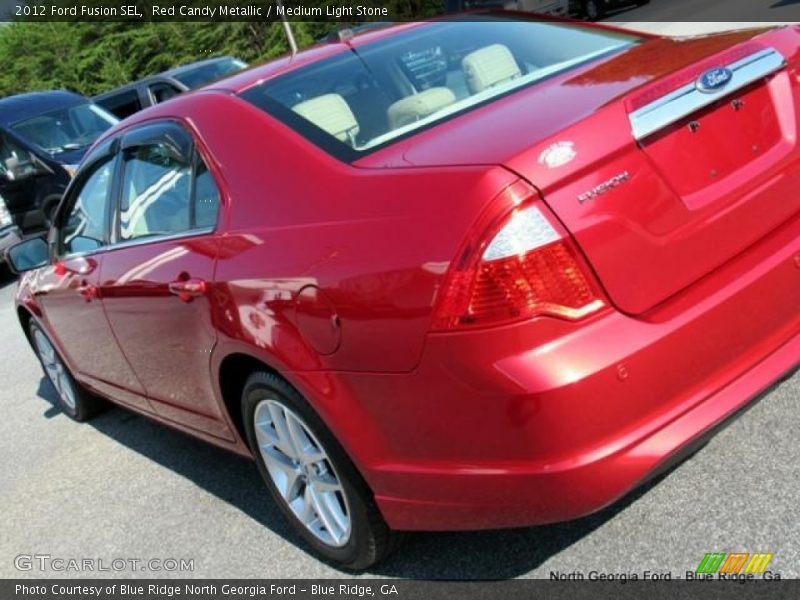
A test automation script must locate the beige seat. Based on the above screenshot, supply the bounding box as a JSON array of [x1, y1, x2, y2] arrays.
[[292, 94, 360, 145], [387, 87, 457, 129], [461, 44, 522, 94]]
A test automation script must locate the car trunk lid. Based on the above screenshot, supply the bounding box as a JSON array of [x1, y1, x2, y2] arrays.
[[502, 31, 800, 314]]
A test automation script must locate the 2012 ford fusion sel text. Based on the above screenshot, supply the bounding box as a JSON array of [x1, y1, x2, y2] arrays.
[[6, 13, 800, 569]]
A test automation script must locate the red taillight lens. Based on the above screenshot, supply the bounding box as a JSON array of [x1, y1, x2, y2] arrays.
[[432, 182, 605, 330]]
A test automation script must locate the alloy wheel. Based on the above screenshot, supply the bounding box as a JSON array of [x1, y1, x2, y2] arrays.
[[253, 399, 351, 547], [32, 328, 77, 411]]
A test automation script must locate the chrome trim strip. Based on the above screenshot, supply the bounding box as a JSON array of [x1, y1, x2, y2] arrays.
[[629, 47, 786, 141], [58, 227, 215, 261]]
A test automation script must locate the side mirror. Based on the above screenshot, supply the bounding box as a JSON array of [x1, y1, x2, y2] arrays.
[[5, 236, 48, 274]]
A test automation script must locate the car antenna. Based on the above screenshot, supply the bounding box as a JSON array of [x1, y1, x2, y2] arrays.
[[276, 0, 298, 56]]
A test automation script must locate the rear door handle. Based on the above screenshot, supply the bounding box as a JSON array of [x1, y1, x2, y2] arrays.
[[168, 278, 207, 302], [77, 283, 98, 302]]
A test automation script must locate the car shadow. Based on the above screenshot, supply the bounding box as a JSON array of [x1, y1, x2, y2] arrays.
[[34, 377, 300, 544], [34, 375, 681, 579], [369, 472, 674, 579]]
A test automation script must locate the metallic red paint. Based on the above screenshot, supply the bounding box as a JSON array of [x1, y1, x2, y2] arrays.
[[14, 17, 800, 533]]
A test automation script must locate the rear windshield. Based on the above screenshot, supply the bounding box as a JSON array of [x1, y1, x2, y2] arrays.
[[240, 16, 640, 161]]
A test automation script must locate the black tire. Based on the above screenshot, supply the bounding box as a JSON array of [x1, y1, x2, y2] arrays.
[[28, 321, 105, 422], [242, 371, 402, 570], [582, 0, 606, 20]]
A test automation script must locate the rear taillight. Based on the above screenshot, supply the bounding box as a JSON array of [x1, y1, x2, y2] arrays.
[[432, 181, 605, 330]]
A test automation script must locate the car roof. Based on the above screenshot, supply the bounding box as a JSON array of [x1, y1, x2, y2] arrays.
[[0, 90, 87, 127], [93, 56, 242, 100]]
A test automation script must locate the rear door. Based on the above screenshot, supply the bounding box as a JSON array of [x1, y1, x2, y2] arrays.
[[98, 121, 231, 438]]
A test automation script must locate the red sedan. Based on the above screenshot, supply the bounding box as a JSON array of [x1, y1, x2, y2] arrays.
[[7, 13, 800, 569]]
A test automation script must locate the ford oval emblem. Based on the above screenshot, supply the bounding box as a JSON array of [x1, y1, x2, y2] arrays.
[[696, 67, 733, 93]]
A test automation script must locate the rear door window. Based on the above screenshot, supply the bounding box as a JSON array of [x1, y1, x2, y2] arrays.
[[117, 126, 219, 242]]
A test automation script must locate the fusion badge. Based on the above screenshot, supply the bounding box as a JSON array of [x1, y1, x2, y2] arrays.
[[578, 171, 630, 204]]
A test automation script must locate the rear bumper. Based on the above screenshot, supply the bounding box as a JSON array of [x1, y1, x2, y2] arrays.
[[299, 210, 800, 531], [371, 331, 799, 530]]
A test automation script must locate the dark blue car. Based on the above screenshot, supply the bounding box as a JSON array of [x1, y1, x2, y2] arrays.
[[0, 90, 118, 244]]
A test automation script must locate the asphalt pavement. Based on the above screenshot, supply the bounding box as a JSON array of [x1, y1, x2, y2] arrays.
[[1, 17, 799, 581]]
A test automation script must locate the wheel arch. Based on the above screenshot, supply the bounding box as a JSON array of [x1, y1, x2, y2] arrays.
[[217, 351, 284, 446]]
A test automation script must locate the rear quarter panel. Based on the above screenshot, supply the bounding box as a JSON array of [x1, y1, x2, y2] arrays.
[[182, 93, 517, 373]]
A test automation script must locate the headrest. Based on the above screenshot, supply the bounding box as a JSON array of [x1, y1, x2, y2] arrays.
[[292, 94, 360, 144], [387, 87, 457, 129], [462, 44, 522, 94]]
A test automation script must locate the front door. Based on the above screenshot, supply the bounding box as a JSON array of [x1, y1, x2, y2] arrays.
[[35, 151, 149, 411]]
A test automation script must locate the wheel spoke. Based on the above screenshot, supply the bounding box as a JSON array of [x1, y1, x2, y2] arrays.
[[261, 445, 297, 475], [300, 485, 315, 525], [267, 403, 298, 459], [286, 413, 325, 465], [254, 418, 281, 448], [308, 471, 342, 493], [309, 486, 341, 545], [316, 490, 349, 537], [285, 413, 309, 457], [300, 448, 326, 466], [282, 470, 304, 503]]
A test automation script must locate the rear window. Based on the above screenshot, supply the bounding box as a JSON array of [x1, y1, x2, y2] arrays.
[[240, 16, 640, 162]]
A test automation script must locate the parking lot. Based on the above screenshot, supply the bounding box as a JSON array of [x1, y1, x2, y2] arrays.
[[1, 17, 799, 580]]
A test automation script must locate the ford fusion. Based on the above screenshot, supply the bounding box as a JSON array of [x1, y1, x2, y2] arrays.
[[7, 15, 800, 568]]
